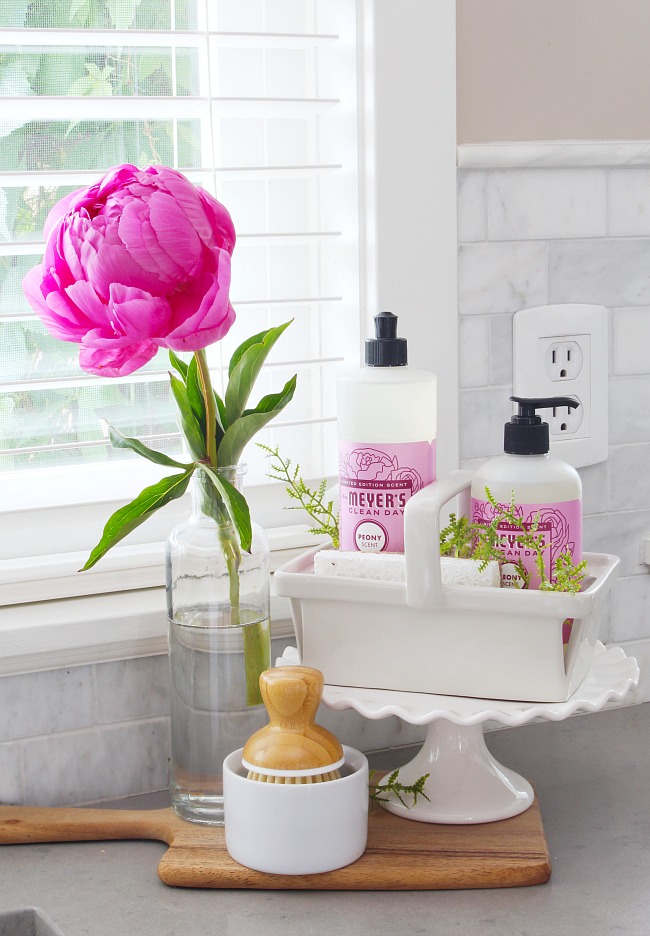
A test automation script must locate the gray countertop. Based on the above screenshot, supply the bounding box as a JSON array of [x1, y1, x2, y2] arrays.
[[1, 703, 648, 936]]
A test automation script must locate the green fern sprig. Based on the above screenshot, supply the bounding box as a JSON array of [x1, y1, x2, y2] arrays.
[[368, 768, 431, 810], [439, 511, 504, 571], [541, 550, 588, 593], [258, 443, 340, 548]]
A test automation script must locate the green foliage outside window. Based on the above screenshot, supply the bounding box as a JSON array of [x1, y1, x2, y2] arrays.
[[0, 0, 202, 469]]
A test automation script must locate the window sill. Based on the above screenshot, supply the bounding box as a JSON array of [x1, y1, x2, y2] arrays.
[[0, 585, 297, 677], [0, 525, 322, 604], [0, 527, 321, 676]]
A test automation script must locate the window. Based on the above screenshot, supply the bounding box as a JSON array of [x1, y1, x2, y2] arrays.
[[0, 0, 360, 489], [0, 0, 458, 673]]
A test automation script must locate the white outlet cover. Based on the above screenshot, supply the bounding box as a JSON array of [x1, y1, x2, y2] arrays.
[[512, 304, 608, 469]]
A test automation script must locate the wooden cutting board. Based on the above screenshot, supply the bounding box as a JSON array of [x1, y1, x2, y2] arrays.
[[0, 799, 551, 890]]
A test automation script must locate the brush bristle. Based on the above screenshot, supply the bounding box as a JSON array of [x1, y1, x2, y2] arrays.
[[246, 768, 342, 783]]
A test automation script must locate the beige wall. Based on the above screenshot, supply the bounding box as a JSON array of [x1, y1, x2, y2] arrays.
[[457, 0, 650, 143]]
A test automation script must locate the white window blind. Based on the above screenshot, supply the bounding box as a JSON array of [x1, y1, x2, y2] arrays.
[[0, 0, 362, 512], [0, 0, 459, 672]]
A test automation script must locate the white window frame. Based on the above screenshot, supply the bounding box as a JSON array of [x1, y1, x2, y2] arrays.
[[0, 0, 458, 676]]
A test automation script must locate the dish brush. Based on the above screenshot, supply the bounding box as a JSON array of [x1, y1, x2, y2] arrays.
[[242, 665, 345, 784]]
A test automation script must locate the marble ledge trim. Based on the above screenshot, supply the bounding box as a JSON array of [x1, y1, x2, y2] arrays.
[[458, 140, 650, 170]]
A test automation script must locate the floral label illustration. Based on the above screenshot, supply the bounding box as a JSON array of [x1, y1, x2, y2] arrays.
[[471, 497, 582, 589], [338, 440, 435, 552]]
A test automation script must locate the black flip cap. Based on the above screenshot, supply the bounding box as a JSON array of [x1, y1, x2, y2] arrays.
[[505, 395, 580, 455], [365, 311, 407, 366]]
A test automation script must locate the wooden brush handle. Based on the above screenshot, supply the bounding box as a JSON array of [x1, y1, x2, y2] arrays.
[[243, 666, 343, 772], [261, 665, 322, 724]]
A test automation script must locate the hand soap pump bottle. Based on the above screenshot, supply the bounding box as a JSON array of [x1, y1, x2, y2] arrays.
[[471, 396, 582, 590], [337, 310, 437, 553]]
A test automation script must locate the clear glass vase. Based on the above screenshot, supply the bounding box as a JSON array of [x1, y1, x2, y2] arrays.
[[166, 465, 271, 825]]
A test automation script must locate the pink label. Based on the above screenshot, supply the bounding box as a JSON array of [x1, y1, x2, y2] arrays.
[[338, 440, 436, 552], [471, 497, 582, 590]]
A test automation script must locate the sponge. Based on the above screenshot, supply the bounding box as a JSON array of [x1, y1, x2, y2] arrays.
[[312, 550, 500, 588]]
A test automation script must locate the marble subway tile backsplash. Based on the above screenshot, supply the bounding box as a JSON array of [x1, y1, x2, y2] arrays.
[[607, 169, 650, 237], [22, 719, 170, 808], [0, 657, 171, 807], [0, 667, 93, 744], [0, 652, 426, 807], [458, 160, 650, 652], [548, 238, 650, 307], [458, 240, 547, 316], [486, 168, 607, 241], [611, 307, 650, 375]]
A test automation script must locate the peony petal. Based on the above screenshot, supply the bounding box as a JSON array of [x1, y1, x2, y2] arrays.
[[23, 266, 93, 342], [162, 269, 223, 337], [147, 191, 203, 277], [85, 242, 173, 300], [153, 168, 235, 252], [197, 187, 236, 254], [42, 187, 85, 240], [117, 197, 187, 281], [109, 283, 172, 337], [59, 211, 99, 283], [162, 268, 235, 350], [65, 279, 110, 328], [73, 164, 139, 218], [81, 327, 136, 347], [162, 301, 236, 351], [79, 337, 158, 377], [22, 264, 48, 315]]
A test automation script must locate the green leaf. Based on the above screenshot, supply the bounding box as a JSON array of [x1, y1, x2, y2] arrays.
[[242, 374, 297, 417], [168, 349, 189, 380], [202, 466, 252, 553], [224, 320, 293, 426], [218, 375, 297, 466], [169, 372, 206, 460], [186, 355, 207, 438], [107, 426, 193, 469], [214, 389, 226, 446], [106, 0, 142, 28], [227, 328, 268, 378], [81, 470, 194, 571]]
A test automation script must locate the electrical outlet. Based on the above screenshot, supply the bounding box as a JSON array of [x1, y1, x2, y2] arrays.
[[546, 339, 584, 381], [513, 304, 608, 468], [548, 400, 583, 436]]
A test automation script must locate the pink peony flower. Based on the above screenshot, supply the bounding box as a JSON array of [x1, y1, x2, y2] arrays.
[[22, 164, 236, 377]]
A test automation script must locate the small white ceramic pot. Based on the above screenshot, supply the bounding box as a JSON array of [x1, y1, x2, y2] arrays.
[[223, 744, 369, 875]]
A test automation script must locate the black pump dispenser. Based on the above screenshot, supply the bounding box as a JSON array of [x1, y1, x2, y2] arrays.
[[505, 395, 580, 455], [365, 310, 407, 367]]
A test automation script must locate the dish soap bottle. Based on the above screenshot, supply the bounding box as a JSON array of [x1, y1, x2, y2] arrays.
[[337, 311, 437, 553], [471, 396, 582, 590]]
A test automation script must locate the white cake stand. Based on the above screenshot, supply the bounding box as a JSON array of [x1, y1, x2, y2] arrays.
[[321, 643, 639, 825]]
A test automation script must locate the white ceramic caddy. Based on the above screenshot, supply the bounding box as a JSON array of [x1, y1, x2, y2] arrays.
[[223, 745, 368, 874], [274, 469, 620, 704]]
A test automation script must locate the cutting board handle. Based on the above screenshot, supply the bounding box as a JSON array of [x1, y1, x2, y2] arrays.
[[0, 805, 173, 844]]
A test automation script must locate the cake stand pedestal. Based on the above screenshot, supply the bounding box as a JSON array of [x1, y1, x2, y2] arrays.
[[322, 643, 639, 824]]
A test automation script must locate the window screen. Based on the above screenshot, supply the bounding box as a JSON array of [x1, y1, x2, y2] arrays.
[[0, 0, 361, 488]]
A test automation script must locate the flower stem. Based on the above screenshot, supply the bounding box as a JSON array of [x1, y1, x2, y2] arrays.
[[194, 352, 268, 707], [217, 518, 267, 706], [243, 621, 271, 707], [194, 348, 218, 467], [218, 521, 241, 626]]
